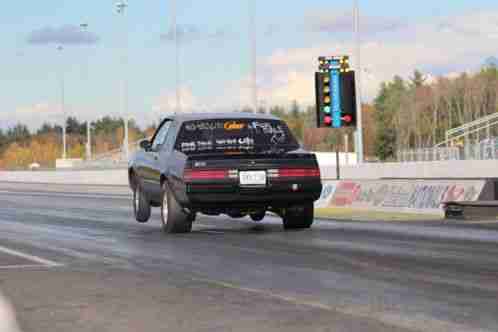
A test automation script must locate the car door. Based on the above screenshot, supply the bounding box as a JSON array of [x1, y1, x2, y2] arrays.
[[159, 121, 182, 191], [161, 121, 190, 203], [142, 119, 172, 200]]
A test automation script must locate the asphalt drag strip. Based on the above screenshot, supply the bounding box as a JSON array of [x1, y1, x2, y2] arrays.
[[0, 182, 498, 332]]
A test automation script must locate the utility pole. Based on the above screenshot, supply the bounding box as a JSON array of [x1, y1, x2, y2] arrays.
[[345, 133, 349, 165], [335, 146, 341, 180], [116, 1, 129, 161], [80, 23, 92, 160], [172, 0, 181, 114], [249, 0, 258, 113], [353, 0, 364, 163], [57, 45, 67, 160]]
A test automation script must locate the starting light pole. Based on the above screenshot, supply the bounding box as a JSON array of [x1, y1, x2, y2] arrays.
[[315, 55, 357, 178], [315, 55, 356, 129], [353, 0, 364, 163]]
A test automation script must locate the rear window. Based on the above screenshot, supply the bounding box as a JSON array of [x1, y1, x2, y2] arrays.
[[175, 118, 299, 154]]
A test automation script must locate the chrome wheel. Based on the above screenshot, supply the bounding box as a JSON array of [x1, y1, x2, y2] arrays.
[[132, 180, 151, 223], [162, 189, 169, 221], [134, 187, 140, 212], [160, 183, 192, 234]]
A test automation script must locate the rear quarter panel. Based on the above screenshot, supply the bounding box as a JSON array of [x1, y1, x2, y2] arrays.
[[164, 149, 189, 205]]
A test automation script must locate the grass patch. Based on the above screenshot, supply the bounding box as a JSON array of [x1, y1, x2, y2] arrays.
[[315, 207, 443, 222]]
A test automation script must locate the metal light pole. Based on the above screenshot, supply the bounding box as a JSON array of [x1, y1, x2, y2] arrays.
[[249, 0, 258, 113], [57, 45, 67, 160], [353, 0, 364, 163], [116, 1, 129, 161], [172, 0, 181, 113], [80, 23, 92, 160]]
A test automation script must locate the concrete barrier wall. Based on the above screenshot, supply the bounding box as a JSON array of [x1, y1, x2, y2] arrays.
[[313, 152, 357, 166], [0, 170, 129, 186], [2, 159, 497, 185], [320, 160, 498, 180], [316, 179, 487, 215], [1, 168, 493, 215]]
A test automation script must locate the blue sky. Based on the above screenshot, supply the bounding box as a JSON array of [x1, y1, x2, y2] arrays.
[[2, 0, 498, 130]]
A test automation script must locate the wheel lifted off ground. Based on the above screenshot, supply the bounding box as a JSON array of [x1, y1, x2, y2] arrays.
[[161, 183, 192, 234], [133, 181, 151, 223]]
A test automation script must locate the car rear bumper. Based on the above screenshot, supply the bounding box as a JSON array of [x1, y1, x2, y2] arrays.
[[183, 181, 322, 209]]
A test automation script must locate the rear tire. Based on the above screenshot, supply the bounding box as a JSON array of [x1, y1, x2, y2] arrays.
[[133, 182, 151, 223], [161, 183, 192, 234], [283, 203, 314, 230]]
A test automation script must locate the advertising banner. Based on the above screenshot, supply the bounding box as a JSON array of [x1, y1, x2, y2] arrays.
[[318, 179, 486, 214]]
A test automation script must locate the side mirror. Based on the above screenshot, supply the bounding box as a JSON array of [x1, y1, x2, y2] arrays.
[[139, 139, 151, 151]]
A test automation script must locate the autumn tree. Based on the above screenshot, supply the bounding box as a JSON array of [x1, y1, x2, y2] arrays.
[[374, 79, 404, 160]]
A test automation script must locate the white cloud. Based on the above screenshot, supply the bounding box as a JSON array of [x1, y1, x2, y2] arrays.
[[145, 86, 202, 125], [160, 25, 234, 44], [1, 103, 62, 132], [436, 11, 498, 39], [305, 10, 404, 35], [223, 10, 498, 108], [1, 103, 111, 132], [27, 25, 99, 45], [13, 10, 498, 127]]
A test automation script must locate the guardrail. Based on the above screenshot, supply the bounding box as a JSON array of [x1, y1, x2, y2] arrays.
[[435, 112, 498, 148], [398, 138, 498, 162], [398, 147, 461, 162]]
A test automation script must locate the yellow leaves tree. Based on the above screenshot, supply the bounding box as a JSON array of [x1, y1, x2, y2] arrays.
[[3, 143, 32, 169], [1, 133, 63, 169], [361, 104, 378, 159], [144, 126, 156, 138]]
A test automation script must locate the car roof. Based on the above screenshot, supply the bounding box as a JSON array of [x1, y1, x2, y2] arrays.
[[168, 112, 281, 123]]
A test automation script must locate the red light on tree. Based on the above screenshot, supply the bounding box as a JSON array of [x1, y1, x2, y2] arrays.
[[324, 116, 332, 125], [341, 115, 352, 123]]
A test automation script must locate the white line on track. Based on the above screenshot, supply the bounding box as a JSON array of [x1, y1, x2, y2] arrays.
[[0, 245, 61, 267], [197, 230, 225, 235], [0, 190, 129, 200], [193, 277, 488, 332], [0, 264, 56, 270], [195, 224, 227, 234]]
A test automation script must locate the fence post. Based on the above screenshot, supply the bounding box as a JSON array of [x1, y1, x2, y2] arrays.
[[495, 138, 498, 160], [335, 148, 340, 180]]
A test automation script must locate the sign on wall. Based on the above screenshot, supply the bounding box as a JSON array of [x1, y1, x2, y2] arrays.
[[317, 179, 486, 214]]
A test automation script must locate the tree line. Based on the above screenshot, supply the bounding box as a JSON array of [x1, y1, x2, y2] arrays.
[[0, 104, 378, 169], [2, 65, 497, 168], [374, 66, 498, 160], [0, 117, 151, 169]]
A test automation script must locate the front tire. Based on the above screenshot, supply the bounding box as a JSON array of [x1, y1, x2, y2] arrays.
[[282, 203, 314, 230], [250, 211, 266, 222], [133, 182, 151, 223], [161, 183, 192, 234]]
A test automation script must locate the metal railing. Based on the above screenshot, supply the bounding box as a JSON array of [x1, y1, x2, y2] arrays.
[[465, 138, 498, 160], [399, 137, 498, 162], [436, 112, 498, 147], [398, 147, 461, 162], [72, 140, 143, 169]]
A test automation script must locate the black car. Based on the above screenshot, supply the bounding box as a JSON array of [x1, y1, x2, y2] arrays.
[[128, 113, 322, 233]]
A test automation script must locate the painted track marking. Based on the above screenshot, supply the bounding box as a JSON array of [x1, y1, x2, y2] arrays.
[[0, 264, 57, 270], [197, 230, 225, 235], [193, 277, 487, 332], [0, 190, 129, 200], [0, 245, 61, 268]]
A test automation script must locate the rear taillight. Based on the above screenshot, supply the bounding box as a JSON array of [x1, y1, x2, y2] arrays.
[[184, 169, 238, 181], [267, 168, 321, 179]]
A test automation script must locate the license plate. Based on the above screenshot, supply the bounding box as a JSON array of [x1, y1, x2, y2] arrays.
[[239, 171, 266, 186]]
